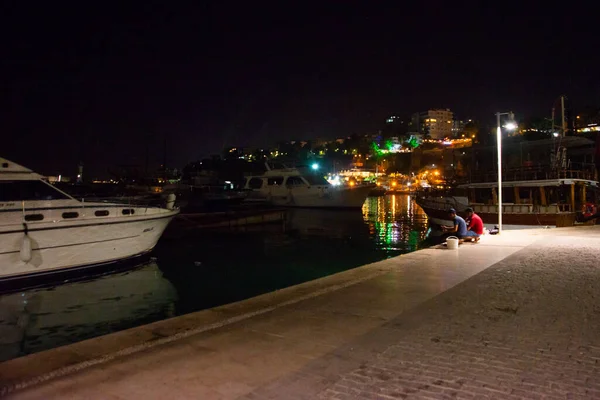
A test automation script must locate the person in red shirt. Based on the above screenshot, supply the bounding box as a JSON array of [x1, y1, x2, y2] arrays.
[[464, 207, 483, 241]]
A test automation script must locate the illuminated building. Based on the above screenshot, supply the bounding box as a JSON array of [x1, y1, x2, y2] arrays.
[[411, 109, 454, 139], [574, 109, 600, 134], [577, 124, 600, 133]]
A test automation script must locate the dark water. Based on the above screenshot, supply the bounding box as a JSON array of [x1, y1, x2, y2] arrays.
[[0, 194, 428, 361]]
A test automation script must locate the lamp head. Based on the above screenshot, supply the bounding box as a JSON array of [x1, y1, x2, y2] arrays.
[[504, 112, 517, 130]]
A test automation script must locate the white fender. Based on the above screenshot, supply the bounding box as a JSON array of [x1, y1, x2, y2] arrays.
[[20, 234, 32, 263], [166, 193, 176, 210]]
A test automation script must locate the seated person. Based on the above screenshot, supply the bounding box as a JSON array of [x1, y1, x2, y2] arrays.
[[463, 207, 483, 241], [441, 208, 468, 239]]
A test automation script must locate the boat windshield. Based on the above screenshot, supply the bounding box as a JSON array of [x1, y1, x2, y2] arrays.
[[303, 175, 330, 186], [0, 180, 70, 201]]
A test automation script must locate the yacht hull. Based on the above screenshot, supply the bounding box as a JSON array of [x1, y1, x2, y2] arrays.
[[243, 166, 374, 209], [0, 213, 176, 282], [249, 185, 373, 209], [0, 156, 178, 286]]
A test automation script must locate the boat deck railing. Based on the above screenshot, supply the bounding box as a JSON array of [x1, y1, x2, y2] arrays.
[[417, 196, 574, 215], [78, 196, 167, 208], [464, 164, 597, 184], [471, 203, 572, 214]]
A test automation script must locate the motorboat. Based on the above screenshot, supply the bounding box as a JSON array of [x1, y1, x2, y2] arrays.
[[0, 158, 179, 284], [163, 182, 247, 213], [242, 164, 373, 209]]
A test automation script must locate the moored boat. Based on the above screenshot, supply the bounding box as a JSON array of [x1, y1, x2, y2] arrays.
[[163, 182, 247, 212], [0, 158, 179, 284], [416, 168, 599, 229], [243, 165, 373, 209]]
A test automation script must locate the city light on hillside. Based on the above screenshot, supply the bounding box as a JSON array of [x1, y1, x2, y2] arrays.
[[327, 175, 341, 186]]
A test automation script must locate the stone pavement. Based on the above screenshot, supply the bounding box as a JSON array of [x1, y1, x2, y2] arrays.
[[2, 226, 600, 399], [313, 229, 600, 400]]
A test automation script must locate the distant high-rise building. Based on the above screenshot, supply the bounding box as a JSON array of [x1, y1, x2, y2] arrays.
[[411, 109, 454, 139]]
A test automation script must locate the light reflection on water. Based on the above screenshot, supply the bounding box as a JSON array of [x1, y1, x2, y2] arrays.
[[0, 194, 428, 361], [362, 194, 429, 253], [0, 263, 177, 361]]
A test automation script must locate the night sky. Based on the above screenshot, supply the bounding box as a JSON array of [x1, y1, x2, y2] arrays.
[[2, 3, 599, 177]]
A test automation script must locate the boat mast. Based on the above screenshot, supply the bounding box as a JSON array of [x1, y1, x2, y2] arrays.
[[561, 95, 567, 138], [551, 96, 567, 170], [551, 106, 557, 169]]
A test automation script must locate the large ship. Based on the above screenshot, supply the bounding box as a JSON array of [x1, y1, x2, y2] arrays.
[[0, 158, 179, 286], [416, 173, 599, 229]]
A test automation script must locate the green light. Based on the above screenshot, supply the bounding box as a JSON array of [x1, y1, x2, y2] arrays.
[[385, 139, 394, 151], [408, 136, 420, 148], [371, 141, 384, 157]]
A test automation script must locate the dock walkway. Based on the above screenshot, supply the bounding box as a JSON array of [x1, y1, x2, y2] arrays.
[[2, 226, 600, 399]]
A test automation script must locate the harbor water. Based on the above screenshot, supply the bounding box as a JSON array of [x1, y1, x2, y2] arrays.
[[0, 194, 428, 362]]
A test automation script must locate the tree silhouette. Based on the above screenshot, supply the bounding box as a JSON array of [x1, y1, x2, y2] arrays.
[[463, 121, 479, 142]]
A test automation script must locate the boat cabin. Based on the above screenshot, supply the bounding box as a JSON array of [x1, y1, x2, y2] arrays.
[[462, 176, 595, 212], [446, 178, 599, 227], [244, 172, 330, 191]]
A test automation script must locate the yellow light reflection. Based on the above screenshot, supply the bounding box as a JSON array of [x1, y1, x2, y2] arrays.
[[361, 194, 428, 253]]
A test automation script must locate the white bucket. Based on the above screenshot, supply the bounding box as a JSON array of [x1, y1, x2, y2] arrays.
[[446, 236, 459, 250]]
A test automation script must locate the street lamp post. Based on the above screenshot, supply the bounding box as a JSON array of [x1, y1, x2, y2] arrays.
[[495, 112, 516, 234]]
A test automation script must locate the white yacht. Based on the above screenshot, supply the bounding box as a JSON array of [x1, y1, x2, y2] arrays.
[[243, 165, 373, 209], [0, 158, 179, 282]]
